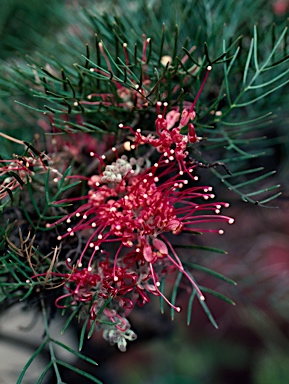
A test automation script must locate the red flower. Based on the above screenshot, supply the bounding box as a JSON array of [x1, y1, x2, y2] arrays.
[[53, 155, 233, 311]]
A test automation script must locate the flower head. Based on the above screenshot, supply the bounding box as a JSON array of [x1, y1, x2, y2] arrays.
[[29, 63, 234, 350], [53, 153, 233, 313], [0, 152, 51, 200]]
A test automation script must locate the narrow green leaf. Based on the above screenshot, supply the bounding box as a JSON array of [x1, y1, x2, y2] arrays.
[[244, 184, 280, 197], [16, 340, 47, 384], [257, 192, 282, 205], [187, 290, 197, 326], [265, 54, 289, 69], [19, 284, 34, 301], [173, 244, 227, 254], [220, 112, 272, 126], [14, 100, 46, 113], [198, 296, 218, 329], [26, 184, 40, 217], [61, 305, 82, 334], [253, 25, 259, 71], [56, 360, 103, 384], [51, 338, 98, 366], [221, 167, 264, 179], [41, 67, 64, 82], [248, 67, 289, 89], [170, 271, 182, 320], [182, 46, 200, 66], [224, 48, 241, 105], [36, 361, 53, 384], [236, 77, 289, 107], [200, 286, 236, 305], [262, 26, 288, 69], [159, 278, 165, 314], [185, 263, 236, 285], [232, 170, 276, 189], [243, 38, 254, 86], [78, 295, 104, 351]]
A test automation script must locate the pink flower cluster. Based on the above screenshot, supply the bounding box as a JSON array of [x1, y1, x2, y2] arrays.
[[43, 101, 234, 350], [23, 59, 233, 350], [0, 152, 55, 201], [119, 101, 199, 173]]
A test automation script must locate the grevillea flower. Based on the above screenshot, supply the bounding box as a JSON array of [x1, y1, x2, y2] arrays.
[[101, 308, 137, 352], [30, 257, 137, 351], [119, 66, 212, 174], [52, 153, 233, 312], [0, 152, 55, 200], [36, 65, 233, 350]]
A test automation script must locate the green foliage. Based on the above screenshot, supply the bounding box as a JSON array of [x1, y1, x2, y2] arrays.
[[15, 299, 102, 384], [0, 0, 66, 59], [0, 0, 288, 382], [1, 1, 286, 204]]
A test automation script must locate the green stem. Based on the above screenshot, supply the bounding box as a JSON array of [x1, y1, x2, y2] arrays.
[[41, 298, 64, 384]]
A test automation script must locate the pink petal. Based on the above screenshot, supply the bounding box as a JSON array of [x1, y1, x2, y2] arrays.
[[153, 238, 168, 255]]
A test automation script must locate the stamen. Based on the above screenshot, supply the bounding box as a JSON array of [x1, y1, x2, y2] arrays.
[[149, 263, 181, 313]]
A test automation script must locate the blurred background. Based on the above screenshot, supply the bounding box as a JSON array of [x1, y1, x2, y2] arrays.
[[1, 1, 289, 383]]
